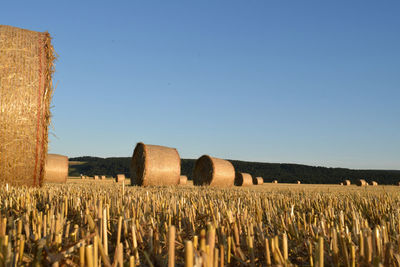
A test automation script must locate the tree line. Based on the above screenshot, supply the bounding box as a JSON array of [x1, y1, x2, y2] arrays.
[[69, 156, 400, 185]]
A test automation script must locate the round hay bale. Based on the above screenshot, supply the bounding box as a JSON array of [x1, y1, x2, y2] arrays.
[[116, 174, 125, 183], [345, 180, 351, 186], [371, 181, 378, 186], [253, 177, 263, 185], [235, 172, 253, 186], [130, 143, 181, 186], [193, 155, 235, 186], [94, 175, 99, 180], [340, 182, 343, 186], [356, 179, 367, 186], [297, 181, 301, 184], [273, 180, 278, 184], [0, 25, 56, 187], [179, 175, 188, 185], [101, 175, 106, 180], [43, 154, 68, 183]]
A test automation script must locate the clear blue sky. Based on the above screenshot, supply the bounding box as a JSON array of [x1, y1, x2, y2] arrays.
[[2, 1, 399, 169]]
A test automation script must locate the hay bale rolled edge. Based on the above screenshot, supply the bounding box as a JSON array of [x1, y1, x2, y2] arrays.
[[193, 155, 235, 187], [179, 175, 188, 185], [116, 174, 125, 183], [235, 172, 253, 187], [130, 143, 181, 186], [253, 176, 263, 185], [43, 154, 68, 183], [0, 25, 56, 187], [356, 179, 367, 186]]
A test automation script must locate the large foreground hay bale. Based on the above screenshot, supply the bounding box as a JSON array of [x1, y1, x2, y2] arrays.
[[130, 143, 180, 186], [356, 179, 367, 186], [253, 177, 263, 185], [44, 154, 68, 183], [193, 155, 235, 186], [345, 180, 351, 186], [0, 25, 56, 187], [116, 174, 125, 183], [235, 172, 253, 186], [179, 175, 188, 185]]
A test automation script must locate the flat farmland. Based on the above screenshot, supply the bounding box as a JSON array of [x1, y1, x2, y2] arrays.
[[0, 180, 399, 266]]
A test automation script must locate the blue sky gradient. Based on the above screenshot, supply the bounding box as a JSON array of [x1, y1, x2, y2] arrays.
[[2, 1, 399, 169]]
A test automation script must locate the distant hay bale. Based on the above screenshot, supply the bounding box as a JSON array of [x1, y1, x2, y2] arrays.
[[130, 143, 181, 186], [371, 181, 378, 186], [43, 154, 68, 183], [273, 180, 278, 184], [356, 179, 367, 186], [345, 180, 351, 186], [253, 177, 263, 185], [0, 25, 56, 187], [101, 175, 106, 180], [297, 181, 301, 184], [235, 172, 253, 186], [340, 182, 343, 186], [179, 175, 188, 185], [94, 175, 99, 180], [116, 174, 125, 183], [193, 155, 235, 186]]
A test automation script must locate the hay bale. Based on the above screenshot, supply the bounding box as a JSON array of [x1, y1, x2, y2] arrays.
[[130, 143, 181, 186], [101, 175, 106, 180], [0, 25, 56, 187], [273, 180, 278, 184], [297, 181, 301, 184], [340, 182, 343, 186], [235, 172, 253, 186], [371, 181, 378, 186], [356, 179, 367, 186], [253, 177, 263, 185], [193, 155, 235, 186], [94, 175, 99, 180], [179, 175, 188, 185], [345, 180, 351, 186], [43, 154, 68, 183], [116, 174, 125, 183]]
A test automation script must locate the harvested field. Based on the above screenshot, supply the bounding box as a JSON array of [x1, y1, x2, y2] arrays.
[[0, 180, 399, 266]]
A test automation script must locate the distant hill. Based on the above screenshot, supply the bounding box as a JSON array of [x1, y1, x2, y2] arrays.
[[69, 156, 400, 185]]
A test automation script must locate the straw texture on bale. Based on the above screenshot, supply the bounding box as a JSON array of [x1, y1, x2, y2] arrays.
[[130, 143, 181, 186], [116, 174, 125, 183], [43, 154, 68, 183], [179, 175, 188, 185], [345, 180, 351, 186], [371, 181, 378, 186], [235, 172, 253, 187], [356, 179, 367, 186], [253, 177, 263, 185], [193, 155, 235, 186], [0, 25, 56, 187]]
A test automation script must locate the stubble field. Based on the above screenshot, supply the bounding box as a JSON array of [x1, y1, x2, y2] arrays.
[[0, 179, 399, 266]]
